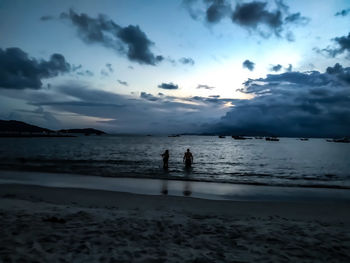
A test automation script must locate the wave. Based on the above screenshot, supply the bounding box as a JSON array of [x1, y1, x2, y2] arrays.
[[0, 157, 349, 190]]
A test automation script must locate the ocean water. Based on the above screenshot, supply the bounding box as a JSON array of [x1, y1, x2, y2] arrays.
[[0, 135, 349, 188]]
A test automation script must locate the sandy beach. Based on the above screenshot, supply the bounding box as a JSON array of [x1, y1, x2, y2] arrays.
[[1, 182, 349, 263]]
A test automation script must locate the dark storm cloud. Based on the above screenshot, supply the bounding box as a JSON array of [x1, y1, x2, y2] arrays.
[[158, 82, 179, 90], [117, 80, 128, 86], [183, 0, 308, 40], [243, 59, 255, 71], [232, 1, 308, 38], [326, 63, 350, 84], [241, 71, 332, 94], [196, 84, 215, 90], [318, 32, 350, 57], [270, 64, 282, 72], [0, 47, 70, 89], [205, 0, 231, 23], [335, 8, 350, 17], [206, 64, 350, 137], [179, 57, 195, 65], [59, 9, 163, 65], [232, 2, 283, 30], [332, 33, 350, 55]]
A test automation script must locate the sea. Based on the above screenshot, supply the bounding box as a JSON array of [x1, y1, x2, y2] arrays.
[[0, 135, 349, 189]]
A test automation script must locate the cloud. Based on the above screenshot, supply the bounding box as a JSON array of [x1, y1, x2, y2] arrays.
[[72, 64, 82, 71], [270, 64, 282, 72], [196, 84, 215, 90], [318, 32, 350, 57], [326, 63, 350, 84], [16, 82, 234, 134], [183, 0, 309, 40], [242, 59, 255, 71], [284, 12, 309, 25], [59, 9, 163, 65], [0, 47, 70, 89], [205, 0, 231, 23], [332, 33, 350, 55], [106, 63, 113, 73], [40, 15, 54, 21], [77, 70, 94, 77], [158, 82, 179, 90], [335, 8, 350, 17], [232, 2, 282, 31], [117, 80, 128, 86], [140, 92, 159, 101], [179, 57, 195, 65], [182, 0, 203, 20], [100, 69, 109, 77], [206, 64, 350, 137]]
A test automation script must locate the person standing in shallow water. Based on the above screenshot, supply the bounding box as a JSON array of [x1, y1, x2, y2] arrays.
[[161, 150, 169, 169], [183, 148, 193, 168]]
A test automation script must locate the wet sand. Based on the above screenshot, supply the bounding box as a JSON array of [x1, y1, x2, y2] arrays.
[[0, 183, 349, 262]]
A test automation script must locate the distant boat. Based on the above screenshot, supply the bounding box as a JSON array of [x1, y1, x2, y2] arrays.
[[168, 134, 180, 137], [255, 136, 263, 139], [218, 135, 225, 138], [300, 138, 309, 141], [327, 137, 350, 143], [266, 137, 279, 141], [232, 135, 252, 140]]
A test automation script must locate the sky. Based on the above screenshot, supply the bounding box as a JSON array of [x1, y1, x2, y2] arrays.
[[0, 0, 349, 137]]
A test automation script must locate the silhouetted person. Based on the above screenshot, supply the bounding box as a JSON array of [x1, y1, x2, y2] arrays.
[[183, 148, 193, 168], [161, 149, 169, 169]]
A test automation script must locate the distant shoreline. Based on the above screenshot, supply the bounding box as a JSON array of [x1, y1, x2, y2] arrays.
[[0, 134, 76, 138]]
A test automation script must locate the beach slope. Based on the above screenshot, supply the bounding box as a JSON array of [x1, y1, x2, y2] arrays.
[[0, 184, 349, 262]]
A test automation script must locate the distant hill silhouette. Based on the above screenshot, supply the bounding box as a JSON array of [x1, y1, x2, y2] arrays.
[[0, 120, 106, 137], [0, 120, 53, 133], [58, 128, 106, 135]]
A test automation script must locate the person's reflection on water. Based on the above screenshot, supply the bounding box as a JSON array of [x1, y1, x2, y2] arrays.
[[161, 150, 169, 195], [161, 178, 168, 195], [183, 149, 193, 196]]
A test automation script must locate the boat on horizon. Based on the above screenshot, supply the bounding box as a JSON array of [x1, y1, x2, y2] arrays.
[[266, 137, 279, 141], [232, 135, 252, 140], [326, 137, 350, 143], [168, 134, 181, 138]]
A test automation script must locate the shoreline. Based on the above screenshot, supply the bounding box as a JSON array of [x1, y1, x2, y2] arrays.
[[0, 167, 349, 190], [1, 170, 350, 202], [1, 183, 350, 262], [1, 183, 350, 219]]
